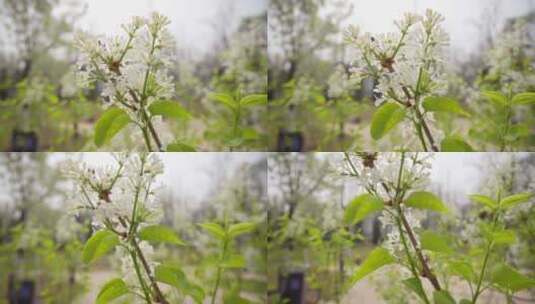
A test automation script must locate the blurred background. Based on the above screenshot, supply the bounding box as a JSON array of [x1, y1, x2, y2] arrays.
[[267, 152, 535, 303], [268, 0, 535, 151], [0, 152, 267, 303], [0, 0, 268, 151]]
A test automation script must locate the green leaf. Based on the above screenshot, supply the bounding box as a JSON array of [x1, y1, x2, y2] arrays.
[[240, 94, 267, 106], [499, 192, 533, 209], [421, 230, 453, 254], [405, 191, 448, 213], [166, 142, 196, 152], [512, 92, 535, 105], [423, 96, 470, 117], [491, 264, 535, 292], [228, 222, 256, 238], [459, 300, 472, 304], [198, 222, 226, 240], [225, 137, 244, 147], [155, 264, 205, 304], [350, 247, 395, 284], [344, 194, 384, 225], [468, 194, 498, 209], [208, 93, 237, 111], [148, 101, 191, 120], [183, 283, 205, 304], [221, 254, 246, 268], [482, 91, 508, 107], [155, 264, 183, 286], [94, 107, 131, 147], [492, 229, 516, 245], [433, 290, 456, 304], [82, 230, 119, 264], [403, 277, 427, 303], [370, 102, 406, 140], [96, 278, 128, 304], [448, 261, 476, 282], [138, 225, 185, 246], [441, 136, 474, 152]]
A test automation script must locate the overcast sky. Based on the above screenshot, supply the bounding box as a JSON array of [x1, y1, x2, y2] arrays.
[[75, 0, 267, 54], [343, 0, 535, 56]]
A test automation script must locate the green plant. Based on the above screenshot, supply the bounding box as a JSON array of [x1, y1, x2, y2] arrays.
[[64, 153, 199, 303], [207, 92, 267, 150], [199, 221, 256, 304], [342, 152, 535, 303], [470, 91, 535, 151]]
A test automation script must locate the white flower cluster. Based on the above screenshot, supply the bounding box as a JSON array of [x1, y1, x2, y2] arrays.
[[62, 153, 164, 230], [344, 10, 450, 107], [378, 207, 424, 257], [63, 153, 164, 296], [340, 152, 432, 257], [341, 152, 433, 201], [487, 20, 535, 93], [74, 13, 176, 124]]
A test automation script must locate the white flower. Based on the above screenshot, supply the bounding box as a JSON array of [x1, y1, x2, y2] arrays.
[[345, 10, 449, 100], [379, 207, 424, 258], [395, 13, 421, 31], [73, 13, 177, 126], [345, 10, 449, 146], [63, 153, 164, 229], [341, 152, 433, 201]]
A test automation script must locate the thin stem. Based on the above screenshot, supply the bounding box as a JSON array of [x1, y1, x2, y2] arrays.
[[138, 29, 164, 152], [395, 152, 405, 196], [397, 207, 442, 291], [128, 89, 160, 151], [397, 216, 430, 304], [118, 33, 135, 64], [211, 236, 229, 304], [394, 153, 440, 289], [130, 249, 152, 303], [411, 30, 439, 152], [343, 152, 360, 177], [413, 120, 429, 152], [472, 210, 501, 303], [414, 106, 438, 152], [500, 107, 512, 152], [145, 115, 163, 151], [391, 29, 409, 58], [141, 125, 154, 151], [211, 266, 223, 304], [128, 158, 145, 238], [392, 153, 430, 304], [132, 239, 169, 304]]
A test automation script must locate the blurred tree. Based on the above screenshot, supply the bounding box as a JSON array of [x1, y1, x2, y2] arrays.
[[268, 0, 352, 85], [0, 153, 63, 227], [268, 153, 332, 220], [0, 0, 85, 82]]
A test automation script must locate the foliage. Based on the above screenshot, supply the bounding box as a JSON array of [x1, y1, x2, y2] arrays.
[[341, 152, 535, 303]]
